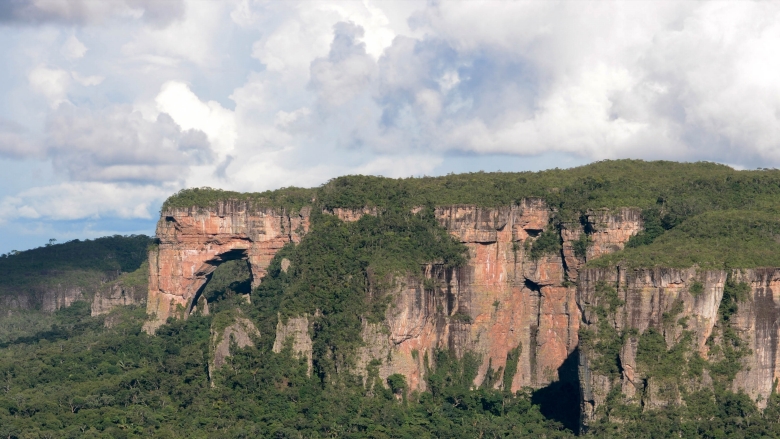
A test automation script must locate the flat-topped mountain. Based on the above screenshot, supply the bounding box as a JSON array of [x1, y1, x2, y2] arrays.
[[146, 160, 780, 432], [5, 159, 780, 435]]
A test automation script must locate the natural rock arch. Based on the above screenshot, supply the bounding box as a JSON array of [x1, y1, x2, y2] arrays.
[[185, 248, 252, 316], [143, 201, 310, 333]]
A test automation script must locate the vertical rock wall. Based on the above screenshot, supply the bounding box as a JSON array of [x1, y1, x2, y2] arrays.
[[146, 199, 644, 396], [144, 201, 310, 333], [577, 267, 780, 428]]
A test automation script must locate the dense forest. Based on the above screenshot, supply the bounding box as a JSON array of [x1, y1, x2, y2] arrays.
[[4, 160, 780, 437], [0, 235, 151, 296]]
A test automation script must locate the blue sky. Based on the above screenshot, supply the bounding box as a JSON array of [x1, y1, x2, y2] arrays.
[[1, 0, 780, 254]]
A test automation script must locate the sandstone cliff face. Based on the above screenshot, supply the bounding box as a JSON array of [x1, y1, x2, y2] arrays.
[[577, 267, 780, 428], [145, 201, 310, 332], [0, 268, 146, 316], [300, 202, 641, 393], [149, 200, 645, 396], [730, 269, 780, 406], [91, 281, 147, 316]]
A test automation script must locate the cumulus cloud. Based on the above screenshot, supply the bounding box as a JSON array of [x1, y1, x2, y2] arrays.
[[60, 34, 86, 59], [28, 65, 70, 107], [310, 22, 377, 107], [122, 0, 223, 67], [0, 181, 173, 222], [0, 119, 43, 159], [399, 1, 780, 165], [0, 0, 184, 26], [155, 81, 236, 157], [6, 0, 780, 252], [45, 104, 213, 183]]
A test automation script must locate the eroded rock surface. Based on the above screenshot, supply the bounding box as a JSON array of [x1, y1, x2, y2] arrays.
[[209, 315, 260, 379], [273, 315, 313, 374], [577, 267, 780, 428], [147, 199, 643, 395], [145, 201, 310, 332], [91, 282, 146, 316]]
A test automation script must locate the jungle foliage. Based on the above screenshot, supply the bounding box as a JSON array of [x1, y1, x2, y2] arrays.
[[0, 235, 151, 297], [249, 208, 468, 381]]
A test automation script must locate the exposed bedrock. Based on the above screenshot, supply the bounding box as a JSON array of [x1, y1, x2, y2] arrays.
[[577, 267, 780, 428], [147, 199, 646, 399], [144, 201, 311, 332]]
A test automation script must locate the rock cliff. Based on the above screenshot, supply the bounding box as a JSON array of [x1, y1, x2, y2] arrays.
[[151, 197, 780, 430], [148, 200, 645, 398], [577, 266, 780, 429], [0, 269, 146, 317], [144, 201, 310, 332], [209, 314, 261, 381]]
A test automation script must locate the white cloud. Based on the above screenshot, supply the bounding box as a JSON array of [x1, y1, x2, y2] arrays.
[[28, 66, 70, 107], [0, 182, 174, 223], [60, 35, 87, 59], [155, 81, 236, 158], [45, 103, 213, 183], [309, 22, 377, 107], [122, 0, 224, 67], [0, 119, 44, 159], [7, 0, 780, 250], [0, 0, 184, 25], [71, 71, 103, 86]]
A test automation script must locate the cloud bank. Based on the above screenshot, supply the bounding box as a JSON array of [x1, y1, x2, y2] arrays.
[[1, 0, 780, 252]]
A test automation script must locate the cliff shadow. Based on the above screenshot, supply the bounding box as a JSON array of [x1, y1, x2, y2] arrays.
[[531, 347, 581, 434]]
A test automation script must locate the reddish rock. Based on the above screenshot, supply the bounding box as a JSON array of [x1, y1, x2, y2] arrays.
[[577, 267, 780, 427], [146, 198, 639, 396], [144, 201, 310, 333]]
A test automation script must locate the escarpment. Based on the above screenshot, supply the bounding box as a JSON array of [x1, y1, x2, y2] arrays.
[[144, 201, 310, 333], [140, 163, 780, 436], [145, 198, 643, 395], [577, 267, 780, 429]]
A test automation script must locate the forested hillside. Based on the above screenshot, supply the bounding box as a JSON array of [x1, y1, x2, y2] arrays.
[[5, 160, 780, 437]]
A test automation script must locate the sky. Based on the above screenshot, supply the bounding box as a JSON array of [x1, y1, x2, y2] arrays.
[[1, 0, 780, 254]]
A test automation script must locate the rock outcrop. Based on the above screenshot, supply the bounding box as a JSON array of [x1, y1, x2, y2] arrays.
[[273, 314, 313, 374], [154, 199, 645, 401], [577, 267, 780, 429], [144, 201, 310, 332], [209, 314, 261, 380], [91, 266, 148, 316], [0, 269, 146, 317]]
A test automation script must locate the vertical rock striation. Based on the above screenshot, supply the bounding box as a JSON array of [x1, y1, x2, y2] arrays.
[[577, 267, 780, 429], [144, 201, 310, 332], [146, 200, 647, 399]]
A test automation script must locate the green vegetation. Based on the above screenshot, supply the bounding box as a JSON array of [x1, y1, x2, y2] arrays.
[[572, 233, 591, 259], [528, 227, 562, 260], [587, 387, 780, 438], [250, 208, 468, 380], [0, 235, 151, 299], [591, 210, 780, 269], [707, 275, 752, 382], [162, 186, 315, 212], [636, 328, 693, 379], [578, 281, 627, 378], [0, 304, 578, 438], [163, 160, 780, 270], [8, 160, 780, 436]]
